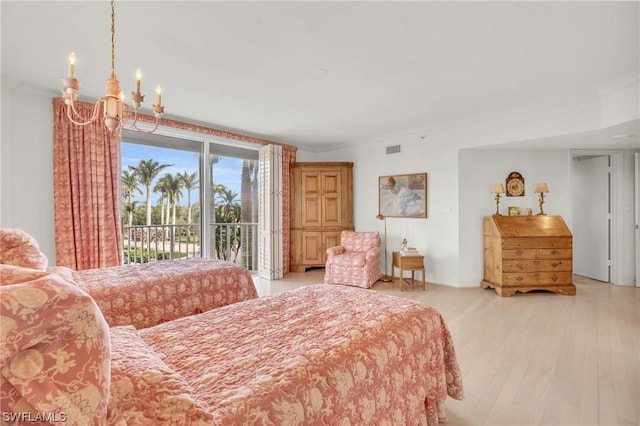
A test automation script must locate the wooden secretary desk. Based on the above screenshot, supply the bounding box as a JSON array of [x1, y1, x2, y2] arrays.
[[482, 215, 576, 297]]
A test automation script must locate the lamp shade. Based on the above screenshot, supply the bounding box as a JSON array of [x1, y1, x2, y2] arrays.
[[534, 182, 549, 193], [492, 183, 505, 194]]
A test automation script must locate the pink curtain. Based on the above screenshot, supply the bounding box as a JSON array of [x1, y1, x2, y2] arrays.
[[52, 103, 296, 272], [53, 98, 123, 270], [281, 146, 296, 273]]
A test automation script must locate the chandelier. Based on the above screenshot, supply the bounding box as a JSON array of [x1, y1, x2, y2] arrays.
[[61, 0, 164, 134]]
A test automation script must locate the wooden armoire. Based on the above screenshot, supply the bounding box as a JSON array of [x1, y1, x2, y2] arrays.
[[481, 215, 576, 297], [290, 162, 354, 272]]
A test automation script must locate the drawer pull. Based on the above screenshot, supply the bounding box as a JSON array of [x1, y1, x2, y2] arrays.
[[551, 262, 560, 268], [516, 276, 524, 282], [516, 263, 524, 270], [516, 249, 524, 255], [550, 274, 558, 282], [550, 249, 559, 255]]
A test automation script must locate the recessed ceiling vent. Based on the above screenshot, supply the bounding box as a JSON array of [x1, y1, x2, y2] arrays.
[[386, 144, 402, 155]]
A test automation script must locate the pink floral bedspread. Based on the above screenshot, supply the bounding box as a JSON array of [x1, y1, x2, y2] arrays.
[[50, 258, 257, 329], [135, 284, 464, 425]]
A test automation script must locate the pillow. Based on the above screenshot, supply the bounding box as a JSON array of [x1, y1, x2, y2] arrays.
[[108, 326, 214, 425], [0, 264, 110, 425], [47, 265, 78, 285], [0, 228, 48, 270]]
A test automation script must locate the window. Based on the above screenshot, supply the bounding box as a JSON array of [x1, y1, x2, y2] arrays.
[[121, 129, 259, 272]]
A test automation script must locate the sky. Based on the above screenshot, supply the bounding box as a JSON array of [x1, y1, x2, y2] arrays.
[[121, 141, 244, 206]]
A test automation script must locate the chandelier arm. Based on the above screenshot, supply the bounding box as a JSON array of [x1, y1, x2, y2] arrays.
[[65, 97, 104, 126], [125, 109, 161, 133]]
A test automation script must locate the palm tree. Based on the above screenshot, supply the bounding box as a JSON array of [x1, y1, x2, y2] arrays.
[[240, 160, 258, 269], [121, 170, 141, 226], [153, 175, 172, 225], [215, 187, 239, 222], [213, 185, 240, 262], [123, 201, 138, 227], [129, 159, 171, 225], [164, 174, 184, 225], [179, 171, 199, 226]]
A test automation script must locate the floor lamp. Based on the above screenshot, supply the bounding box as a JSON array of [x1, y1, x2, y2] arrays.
[[376, 214, 392, 282]]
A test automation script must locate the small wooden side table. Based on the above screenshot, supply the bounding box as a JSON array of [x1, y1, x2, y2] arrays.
[[391, 251, 426, 291]]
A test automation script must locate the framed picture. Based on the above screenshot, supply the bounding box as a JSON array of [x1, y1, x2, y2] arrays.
[[508, 206, 521, 216], [378, 173, 427, 218]]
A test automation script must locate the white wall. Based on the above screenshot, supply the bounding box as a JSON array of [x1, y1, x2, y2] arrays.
[[2, 78, 637, 284], [1, 79, 56, 261], [299, 87, 638, 287], [459, 149, 571, 286], [300, 134, 461, 285]]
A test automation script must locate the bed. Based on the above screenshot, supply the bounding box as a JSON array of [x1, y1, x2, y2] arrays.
[[130, 284, 465, 425], [1, 228, 258, 328], [1, 265, 463, 425], [49, 258, 258, 328], [1, 232, 464, 425]]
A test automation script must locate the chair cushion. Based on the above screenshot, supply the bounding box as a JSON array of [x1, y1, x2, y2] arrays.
[[328, 252, 367, 267], [340, 231, 380, 253]]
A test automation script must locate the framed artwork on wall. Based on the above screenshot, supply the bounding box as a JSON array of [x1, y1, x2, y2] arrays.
[[378, 173, 427, 218]]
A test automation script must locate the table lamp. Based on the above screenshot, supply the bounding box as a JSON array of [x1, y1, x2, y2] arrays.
[[534, 182, 549, 215], [492, 183, 505, 215]]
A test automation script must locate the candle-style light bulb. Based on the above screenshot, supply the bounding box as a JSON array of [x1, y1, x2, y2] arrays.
[[68, 52, 76, 78], [155, 85, 162, 106], [135, 68, 141, 94]]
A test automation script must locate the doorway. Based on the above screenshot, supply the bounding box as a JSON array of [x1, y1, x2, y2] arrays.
[[571, 154, 611, 282]]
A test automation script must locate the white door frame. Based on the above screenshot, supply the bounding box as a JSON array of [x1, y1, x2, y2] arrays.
[[634, 152, 640, 287], [570, 149, 624, 285]]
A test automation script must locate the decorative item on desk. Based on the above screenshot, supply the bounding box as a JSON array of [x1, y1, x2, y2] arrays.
[[400, 239, 421, 256], [492, 183, 505, 215], [534, 182, 549, 215], [375, 214, 392, 282], [508, 206, 521, 216], [400, 248, 421, 256]]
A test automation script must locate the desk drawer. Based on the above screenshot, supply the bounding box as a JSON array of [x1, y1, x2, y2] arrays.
[[503, 259, 572, 273], [537, 248, 572, 259], [537, 272, 573, 285], [502, 273, 537, 286], [503, 249, 536, 260], [503, 237, 572, 250], [398, 256, 424, 269]]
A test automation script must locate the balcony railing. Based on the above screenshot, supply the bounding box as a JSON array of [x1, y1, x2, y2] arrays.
[[123, 223, 258, 273]]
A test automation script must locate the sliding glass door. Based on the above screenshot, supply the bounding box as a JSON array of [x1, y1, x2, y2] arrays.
[[121, 129, 260, 273]]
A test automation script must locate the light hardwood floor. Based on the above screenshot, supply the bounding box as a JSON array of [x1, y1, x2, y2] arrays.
[[255, 270, 640, 426]]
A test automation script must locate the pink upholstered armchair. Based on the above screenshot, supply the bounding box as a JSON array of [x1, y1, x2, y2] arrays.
[[324, 230, 383, 288]]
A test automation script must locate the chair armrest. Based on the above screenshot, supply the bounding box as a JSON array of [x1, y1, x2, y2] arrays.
[[327, 246, 346, 257], [365, 246, 381, 261]]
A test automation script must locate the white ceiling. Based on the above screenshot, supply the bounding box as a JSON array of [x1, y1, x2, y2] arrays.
[[2, 1, 639, 151]]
